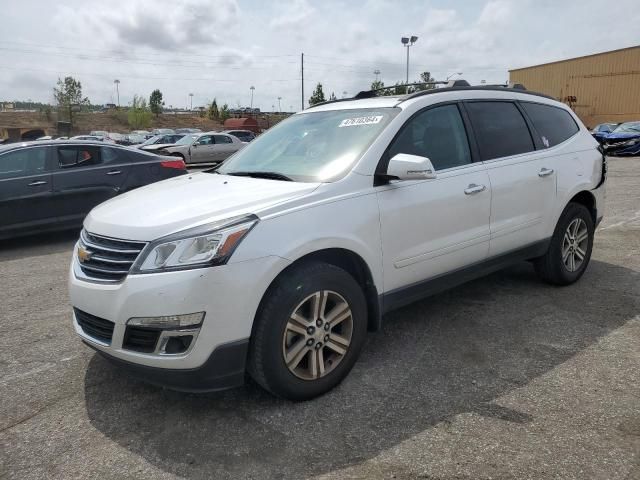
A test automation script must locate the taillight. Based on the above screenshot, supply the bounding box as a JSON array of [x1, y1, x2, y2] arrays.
[[160, 159, 186, 170]]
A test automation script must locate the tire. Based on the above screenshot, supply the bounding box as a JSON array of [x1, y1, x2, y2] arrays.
[[248, 262, 367, 401], [534, 202, 594, 285]]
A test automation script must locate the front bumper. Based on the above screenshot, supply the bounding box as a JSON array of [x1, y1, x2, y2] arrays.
[[69, 253, 290, 386], [85, 338, 249, 392]]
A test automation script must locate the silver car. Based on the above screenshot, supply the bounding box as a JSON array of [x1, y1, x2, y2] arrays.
[[161, 132, 245, 165]]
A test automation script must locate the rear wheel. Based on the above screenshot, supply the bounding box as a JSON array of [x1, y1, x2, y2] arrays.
[[248, 262, 367, 400], [534, 202, 594, 285]]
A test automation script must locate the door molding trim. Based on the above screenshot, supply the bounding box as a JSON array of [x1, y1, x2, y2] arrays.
[[381, 239, 550, 313]]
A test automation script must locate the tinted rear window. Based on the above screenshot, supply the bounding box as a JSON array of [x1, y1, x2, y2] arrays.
[[465, 101, 534, 160], [521, 102, 579, 147]]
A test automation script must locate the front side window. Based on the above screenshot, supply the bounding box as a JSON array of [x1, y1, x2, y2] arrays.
[[0, 147, 48, 179], [196, 135, 214, 145], [218, 107, 400, 182], [521, 102, 579, 147], [465, 101, 534, 160], [387, 104, 472, 171], [58, 146, 101, 168]]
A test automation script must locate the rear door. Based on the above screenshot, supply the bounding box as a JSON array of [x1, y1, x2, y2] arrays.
[[51, 144, 132, 226], [464, 100, 556, 257], [213, 134, 238, 162], [0, 146, 54, 237]]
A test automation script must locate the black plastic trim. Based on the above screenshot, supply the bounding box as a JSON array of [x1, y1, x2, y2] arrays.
[[85, 338, 250, 392], [381, 239, 550, 314]]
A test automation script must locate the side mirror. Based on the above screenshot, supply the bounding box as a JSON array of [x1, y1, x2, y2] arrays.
[[387, 153, 437, 180]]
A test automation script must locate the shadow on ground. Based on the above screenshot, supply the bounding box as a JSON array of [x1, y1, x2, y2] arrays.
[[0, 229, 79, 261], [84, 260, 639, 479]]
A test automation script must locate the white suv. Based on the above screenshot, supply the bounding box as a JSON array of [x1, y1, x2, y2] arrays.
[[69, 84, 606, 400]]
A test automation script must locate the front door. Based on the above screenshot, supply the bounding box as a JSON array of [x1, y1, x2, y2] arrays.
[[377, 103, 491, 294], [191, 135, 216, 163], [0, 145, 54, 236]]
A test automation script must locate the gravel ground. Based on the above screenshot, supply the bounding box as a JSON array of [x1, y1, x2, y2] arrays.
[[1, 158, 638, 480]]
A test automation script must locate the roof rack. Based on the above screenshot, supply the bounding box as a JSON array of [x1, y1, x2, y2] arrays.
[[306, 79, 550, 110]]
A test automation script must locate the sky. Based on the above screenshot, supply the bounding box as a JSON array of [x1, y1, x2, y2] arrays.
[[0, 0, 638, 111]]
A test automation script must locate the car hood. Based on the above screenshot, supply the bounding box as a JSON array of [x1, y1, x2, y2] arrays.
[[84, 172, 320, 240], [604, 131, 640, 141], [140, 143, 177, 150]]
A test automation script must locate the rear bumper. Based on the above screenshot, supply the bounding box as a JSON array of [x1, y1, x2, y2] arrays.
[[86, 338, 249, 392]]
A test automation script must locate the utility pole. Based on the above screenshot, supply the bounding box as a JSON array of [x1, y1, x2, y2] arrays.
[[114, 79, 120, 107], [301, 53, 304, 110]]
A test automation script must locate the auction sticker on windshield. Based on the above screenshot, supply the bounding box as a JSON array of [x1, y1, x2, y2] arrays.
[[338, 115, 384, 127]]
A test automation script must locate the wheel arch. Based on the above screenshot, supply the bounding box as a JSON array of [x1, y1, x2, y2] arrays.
[[257, 248, 382, 333], [568, 190, 597, 223]]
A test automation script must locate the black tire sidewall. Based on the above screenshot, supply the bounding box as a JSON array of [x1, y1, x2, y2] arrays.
[[547, 203, 595, 284], [252, 263, 367, 400]]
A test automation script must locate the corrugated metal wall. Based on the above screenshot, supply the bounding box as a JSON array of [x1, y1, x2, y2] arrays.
[[509, 46, 640, 127]]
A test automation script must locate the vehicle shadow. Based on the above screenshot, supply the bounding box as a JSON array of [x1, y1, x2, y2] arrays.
[[83, 259, 639, 479], [0, 229, 79, 261]]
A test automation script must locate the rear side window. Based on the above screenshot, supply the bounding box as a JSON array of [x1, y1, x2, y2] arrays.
[[0, 147, 48, 179], [214, 135, 233, 144], [388, 104, 472, 171], [465, 101, 534, 160], [101, 147, 130, 164], [520, 102, 579, 147], [58, 146, 101, 168]]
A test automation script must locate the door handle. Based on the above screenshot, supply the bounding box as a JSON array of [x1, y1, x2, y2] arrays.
[[538, 168, 554, 177], [106, 170, 122, 175], [28, 180, 47, 186], [464, 184, 486, 195]]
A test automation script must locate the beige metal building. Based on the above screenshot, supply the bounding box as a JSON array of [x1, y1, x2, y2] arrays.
[[509, 45, 640, 128]]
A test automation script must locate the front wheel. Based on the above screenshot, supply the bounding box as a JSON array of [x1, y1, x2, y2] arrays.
[[534, 202, 594, 285], [248, 262, 367, 400]]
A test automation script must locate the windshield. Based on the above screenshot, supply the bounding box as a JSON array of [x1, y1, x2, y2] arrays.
[[176, 134, 198, 145], [613, 122, 640, 133], [218, 108, 399, 182], [141, 135, 162, 146]]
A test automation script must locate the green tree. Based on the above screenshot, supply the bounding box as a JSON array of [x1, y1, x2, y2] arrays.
[[53, 76, 89, 127], [370, 79, 385, 91], [149, 89, 164, 116], [127, 95, 152, 129], [412, 71, 436, 92], [207, 98, 220, 121], [219, 103, 231, 122], [308, 82, 326, 106]]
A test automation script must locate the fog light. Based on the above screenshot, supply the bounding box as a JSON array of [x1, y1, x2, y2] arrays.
[[165, 335, 193, 354], [127, 312, 205, 329]]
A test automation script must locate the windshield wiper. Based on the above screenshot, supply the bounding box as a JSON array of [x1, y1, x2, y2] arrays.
[[225, 171, 293, 181]]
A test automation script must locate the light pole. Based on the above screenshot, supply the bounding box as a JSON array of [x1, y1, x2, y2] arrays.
[[446, 72, 463, 81], [342, 91, 348, 98], [373, 69, 381, 82], [250, 86, 255, 109], [277, 96, 282, 112], [113, 79, 120, 107], [189, 93, 193, 110], [401, 36, 418, 85]]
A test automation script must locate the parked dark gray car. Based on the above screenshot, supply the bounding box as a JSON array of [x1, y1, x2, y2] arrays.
[[0, 141, 187, 239]]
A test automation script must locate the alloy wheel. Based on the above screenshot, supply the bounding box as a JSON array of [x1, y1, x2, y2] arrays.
[[562, 218, 589, 272], [282, 290, 353, 380]]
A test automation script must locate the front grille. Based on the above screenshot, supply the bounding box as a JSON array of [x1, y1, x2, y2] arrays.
[[75, 308, 115, 344], [78, 230, 146, 282], [123, 326, 161, 353]]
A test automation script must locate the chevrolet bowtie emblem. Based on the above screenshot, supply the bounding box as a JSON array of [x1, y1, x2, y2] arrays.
[[77, 246, 93, 263]]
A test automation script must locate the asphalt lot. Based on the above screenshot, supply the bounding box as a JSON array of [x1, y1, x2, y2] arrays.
[[1, 158, 639, 480]]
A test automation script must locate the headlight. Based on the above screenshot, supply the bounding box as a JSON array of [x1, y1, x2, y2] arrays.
[[132, 214, 258, 273], [625, 139, 639, 146]]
